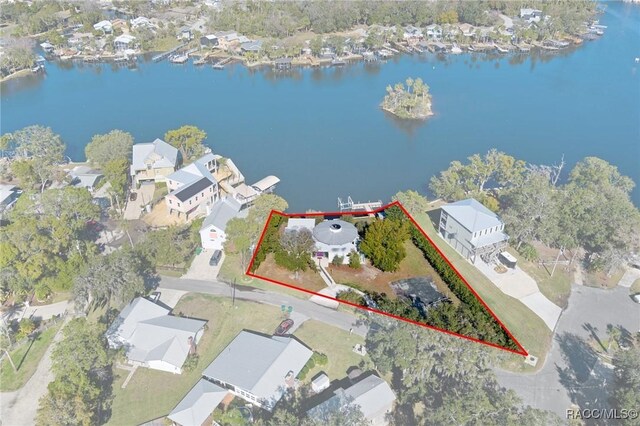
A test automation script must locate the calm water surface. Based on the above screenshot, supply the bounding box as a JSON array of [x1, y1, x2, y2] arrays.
[[2, 2, 639, 210]]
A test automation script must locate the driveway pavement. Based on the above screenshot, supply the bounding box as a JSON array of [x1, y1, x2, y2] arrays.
[[475, 260, 562, 330], [181, 249, 223, 280], [496, 285, 640, 418], [123, 183, 155, 220], [618, 267, 640, 288]]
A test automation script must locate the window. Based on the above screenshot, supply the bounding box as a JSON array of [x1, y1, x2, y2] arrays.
[[196, 196, 198, 201], [169, 200, 172, 205], [190, 200, 193, 205], [177, 203, 181, 207]]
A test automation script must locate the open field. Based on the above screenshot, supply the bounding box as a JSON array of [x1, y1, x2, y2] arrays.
[[0, 323, 61, 391], [414, 210, 552, 372], [107, 294, 366, 425]]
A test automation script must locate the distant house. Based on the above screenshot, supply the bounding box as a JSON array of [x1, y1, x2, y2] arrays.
[[130, 138, 179, 185], [93, 20, 112, 33], [68, 165, 103, 192], [202, 331, 313, 410], [240, 40, 263, 53], [520, 8, 543, 23], [199, 196, 248, 250], [459, 23, 476, 38], [274, 57, 292, 70], [403, 25, 423, 40], [178, 26, 193, 41], [131, 16, 153, 30], [168, 379, 229, 426], [113, 34, 136, 51], [165, 153, 221, 220], [312, 219, 359, 264], [214, 31, 239, 50], [425, 24, 443, 39], [307, 374, 396, 425], [106, 297, 207, 374], [40, 42, 55, 53], [200, 34, 219, 47], [0, 184, 21, 212], [438, 198, 509, 263]]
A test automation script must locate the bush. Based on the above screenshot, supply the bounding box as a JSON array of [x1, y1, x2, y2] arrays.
[[336, 289, 366, 305], [16, 318, 36, 340], [182, 354, 199, 372], [348, 250, 361, 269], [518, 243, 538, 262], [331, 255, 344, 266], [359, 217, 409, 272], [313, 352, 328, 366]]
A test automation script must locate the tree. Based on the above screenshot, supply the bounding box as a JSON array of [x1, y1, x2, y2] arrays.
[[310, 35, 323, 56], [7, 125, 65, 192], [103, 158, 130, 212], [84, 130, 133, 167], [359, 217, 409, 272], [611, 338, 640, 426], [164, 125, 207, 162], [348, 250, 361, 269], [392, 190, 429, 217], [36, 318, 114, 426]]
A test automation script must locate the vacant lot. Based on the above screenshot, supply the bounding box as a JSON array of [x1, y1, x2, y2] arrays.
[[255, 254, 327, 292], [107, 294, 366, 425]]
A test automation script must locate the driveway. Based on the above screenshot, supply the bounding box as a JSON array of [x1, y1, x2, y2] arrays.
[[2, 300, 69, 322], [475, 260, 562, 330], [123, 182, 155, 220], [617, 267, 640, 288], [496, 285, 640, 418], [181, 249, 224, 280]]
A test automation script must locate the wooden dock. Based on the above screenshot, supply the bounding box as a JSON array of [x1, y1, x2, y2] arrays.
[[338, 196, 383, 213], [213, 57, 233, 69], [152, 43, 187, 63]]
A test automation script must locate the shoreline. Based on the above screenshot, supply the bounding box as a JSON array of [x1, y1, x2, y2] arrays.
[[0, 69, 32, 83], [381, 105, 434, 121]]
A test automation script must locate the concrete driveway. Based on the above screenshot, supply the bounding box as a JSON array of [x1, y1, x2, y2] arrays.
[[496, 285, 640, 417], [181, 249, 224, 281], [475, 260, 562, 330], [618, 267, 640, 288], [123, 182, 155, 220]]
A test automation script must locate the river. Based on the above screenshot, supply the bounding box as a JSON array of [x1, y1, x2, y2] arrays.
[[1, 2, 639, 210]]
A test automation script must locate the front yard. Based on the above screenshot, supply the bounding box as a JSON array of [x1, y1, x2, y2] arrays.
[[107, 294, 369, 425], [255, 254, 327, 292]]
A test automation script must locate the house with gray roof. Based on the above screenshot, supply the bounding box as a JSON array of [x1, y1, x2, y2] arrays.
[[165, 153, 220, 220], [131, 138, 179, 185], [106, 297, 206, 374], [307, 374, 396, 425], [0, 184, 21, 212], [199, 196, 248, 250], [67, 165, 103, 192], [202, 331, 313, 410], [438, 198, 509, 263], [312, 219, 360, 265], [167, 379, 228, 426]]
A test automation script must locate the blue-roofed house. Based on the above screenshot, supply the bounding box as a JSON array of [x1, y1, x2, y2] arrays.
[[131, 138, 179, 186], [438, 198, 509, 263], [165, 153, 221, 220]]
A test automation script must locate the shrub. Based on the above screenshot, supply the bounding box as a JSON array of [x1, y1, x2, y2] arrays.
[[16, 318, 36, 340], [336, 289, 366, 305], [313, 352, 328, 366], [182, 354, 199, 372], [348, 250, 361, 269], [359, 217, 409, 272], [518, 243, 538, 262], [331, 255, 344, 266]]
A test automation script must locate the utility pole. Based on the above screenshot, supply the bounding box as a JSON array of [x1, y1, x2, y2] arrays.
[[232, 278, 236, 307], [551, 246, 564, 277]]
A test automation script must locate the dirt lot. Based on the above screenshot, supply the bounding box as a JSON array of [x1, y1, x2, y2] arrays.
[[255, 254, 327, 292], [142, 201, 185, 227]]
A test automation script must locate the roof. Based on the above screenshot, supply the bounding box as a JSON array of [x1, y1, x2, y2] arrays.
[[241, 40, 263, 51], [308, 375, 396, 423], [0, 184, 18, 205], [168, 379, 228, 426], [200, 197, 245, 232], [114, 34, 136, 44], [313, 219, 358, 246], [203, 331, 312, 408], [286, 218, 316, 233], [106, 297, 206, 370], [203, 34, 218, 40], [275, 57, 292, 64], [441, 198, 504, 233], [71, 173, 102, 189], [172, 177, 215, 202], [131, 139, 178, 173], [234, 183, 258, 200], [251, 175, 280, 192], [167, 155, 217, 187]]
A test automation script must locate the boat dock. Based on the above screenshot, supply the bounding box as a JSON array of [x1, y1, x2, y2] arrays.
[[152, 43, 187, 63], [338, 196, 383, 213], [213, 57, 233, 69]]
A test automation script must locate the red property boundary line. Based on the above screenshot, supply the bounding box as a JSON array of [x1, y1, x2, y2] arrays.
[[245, 201, 528, 357]]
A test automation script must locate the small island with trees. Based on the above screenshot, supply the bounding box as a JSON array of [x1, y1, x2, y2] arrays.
[[381, 78, 433, 120]]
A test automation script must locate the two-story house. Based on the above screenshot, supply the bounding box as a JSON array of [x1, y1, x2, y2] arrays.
[[130, 138, 179, 186], [165, 153, 221, 220], [438, 198, 509, 263]]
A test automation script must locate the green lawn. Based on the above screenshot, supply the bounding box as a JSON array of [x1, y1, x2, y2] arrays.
[[506, 247, 573, 308], [108, 294, 365, 425], [293, 320, 372, 382], [413, 211, 552, 372], [0, 323, 61, 391]]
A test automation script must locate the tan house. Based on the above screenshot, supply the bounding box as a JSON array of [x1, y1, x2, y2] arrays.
[[131, 138, 179, 186], [165, 153, 221, 220]]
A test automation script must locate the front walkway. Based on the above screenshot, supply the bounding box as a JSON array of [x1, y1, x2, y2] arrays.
[[475, 260, 562, 330]]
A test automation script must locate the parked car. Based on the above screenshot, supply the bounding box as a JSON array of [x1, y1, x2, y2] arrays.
[[631, 293, 640, 304], [209, 249, 222, 266], [129, 192, 137, 201], [274, 319, 294, 336]]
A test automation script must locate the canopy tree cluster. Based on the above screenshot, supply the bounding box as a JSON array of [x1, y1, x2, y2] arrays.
[[381, 78, 432, 120], [164, 125, 207, 163], [359, 210, 410, 272]]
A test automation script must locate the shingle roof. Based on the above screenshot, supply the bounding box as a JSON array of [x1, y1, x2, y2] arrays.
[[441, 198, 503, 233], [168, 379, 228, 426], [202, 331, 312, 408], [313, 219, 358, 246]]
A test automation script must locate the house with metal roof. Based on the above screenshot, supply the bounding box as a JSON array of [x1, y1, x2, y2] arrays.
[[106, 297, 206, 374], [67, 165, 103, 192], [165, 153, 221, 220], [113, 34, 136, 51], [199, 196, 248, 250], [0, 184, 21, 212], [307, 374, 396, 425], [202, 331, 313, 410], [312, 219, 360, 264], [167, 379, 228, 426], [130, 138, 179, 185], [438, 198, 509, 263]]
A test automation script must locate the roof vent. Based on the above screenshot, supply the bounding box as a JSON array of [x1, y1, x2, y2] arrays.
[[330, 223, 342, 232]]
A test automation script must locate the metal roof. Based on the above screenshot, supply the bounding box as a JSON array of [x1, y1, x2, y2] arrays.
[[131, 139, 178, 172], [200, 197, 245, 232], [251, 175, 280, 192], [202, 331, 312, 408], [441, 198, 503, 233], [313, 219, 358, 246], [168, 379, 228, 426]]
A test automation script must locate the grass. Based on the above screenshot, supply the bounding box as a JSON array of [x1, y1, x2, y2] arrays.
[[293, 320, 372, 382], [583, 267, 625, 289], [412, 211, 552, 372], [255, 254, 327, 292], [0, 323, 61, 391], [108, 294, 363, 425], [506, 247, 573, 308]]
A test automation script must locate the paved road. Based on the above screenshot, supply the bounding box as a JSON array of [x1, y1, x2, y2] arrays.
[[0, 316, 72, 426], [496, 285, 640, 417], [159, 276, 368, 337]]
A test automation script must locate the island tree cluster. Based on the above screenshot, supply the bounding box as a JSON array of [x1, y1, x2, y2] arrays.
[[381, 78, 433, 120]]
